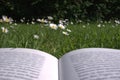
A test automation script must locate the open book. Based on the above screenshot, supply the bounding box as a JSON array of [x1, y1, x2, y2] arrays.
[[0, 48, 120, 80]]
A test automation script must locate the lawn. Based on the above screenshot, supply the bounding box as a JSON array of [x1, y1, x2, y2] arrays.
[[0, 21, 120, 58]]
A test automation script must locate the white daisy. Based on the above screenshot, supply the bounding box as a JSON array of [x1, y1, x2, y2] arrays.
[[49, 23, 58, 30], [1, 27, 9, 33], [62, 31, 69, 35], [34, 35, 39, 39], [66, 29, 71, 32], [58, 24, 65, 29]]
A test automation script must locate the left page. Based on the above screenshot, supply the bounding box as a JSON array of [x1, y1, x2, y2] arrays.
[[0, 48, 58, 80]]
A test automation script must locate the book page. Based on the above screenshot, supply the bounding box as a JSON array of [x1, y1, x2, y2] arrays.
[[0, 48, 58, 80], [59, 48, 120, 80]]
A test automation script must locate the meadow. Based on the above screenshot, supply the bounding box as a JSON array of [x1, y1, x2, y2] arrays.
[[0, 18, 120, 58]]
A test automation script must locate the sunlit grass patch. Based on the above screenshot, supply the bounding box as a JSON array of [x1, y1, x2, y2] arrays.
[[0, 20, 120, 58]]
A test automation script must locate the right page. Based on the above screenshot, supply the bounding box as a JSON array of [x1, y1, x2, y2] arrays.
[[59, 48, 120, 80]]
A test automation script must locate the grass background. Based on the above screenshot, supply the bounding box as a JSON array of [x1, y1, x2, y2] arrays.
[[0, 22, 120, 58]]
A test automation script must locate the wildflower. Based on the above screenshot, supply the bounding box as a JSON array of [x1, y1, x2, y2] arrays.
[[49, 23, 58, 30], [14, 23, 17, 25], [64, 19, 69, 25], [0, 19, 3, 22], [97, 24, 101, 27], [59, 19, 69, 25], [82, 25, 86, 28], [31, 21, 35, 24], [47, 16, 53, 20], [20, 19, 24, 23], [9, 17, 13, 22], [27, 22, 29, 25], [100, 21, 103, 23], [37, 19, 41, 22], [58, 24, 65, 29], [78, 20, 82, 23], [34, 35, 39, 39], [59, 20, 63, 24], [115, 20, 120, 24], [37, 18, 48, 23], [32, 18, 35, 21], [9, 22, 13, 24], [23, 17, 25, 20], [70, 22, 73, 24], [10, 26, 14, 28], [102, 24, 105, 27], [2, 15, 13, 23], [2, 15, 10, 22], [62, 31, 69, 35], [105, 21, 107, 24], [1, 27, 9, 33], [66, 29, 71, 32]]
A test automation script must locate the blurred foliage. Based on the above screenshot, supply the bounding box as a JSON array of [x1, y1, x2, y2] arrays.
[[0, 0, 120, 21]]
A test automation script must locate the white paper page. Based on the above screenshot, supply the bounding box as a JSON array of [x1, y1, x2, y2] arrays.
[[0, 48, 58, 80], [59, 48, 120, 80]]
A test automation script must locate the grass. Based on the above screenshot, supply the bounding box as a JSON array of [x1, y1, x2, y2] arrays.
[[0, 22, 120, 58]]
